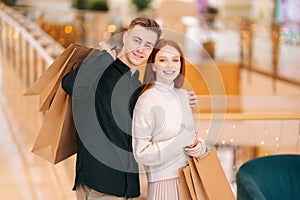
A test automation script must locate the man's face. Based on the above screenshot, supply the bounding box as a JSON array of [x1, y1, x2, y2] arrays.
[[119, 25, 158, 70]]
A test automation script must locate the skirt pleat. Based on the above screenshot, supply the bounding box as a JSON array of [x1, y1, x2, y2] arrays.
[[147, 178, 180, 200]]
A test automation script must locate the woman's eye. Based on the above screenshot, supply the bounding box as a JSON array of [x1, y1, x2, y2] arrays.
[[159, 59, 166, 62], [173, 59, 179, 62]]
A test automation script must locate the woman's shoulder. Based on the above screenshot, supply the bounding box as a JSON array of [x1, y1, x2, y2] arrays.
[[135, 88, 158, 106]]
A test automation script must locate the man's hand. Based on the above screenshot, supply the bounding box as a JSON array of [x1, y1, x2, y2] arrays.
[[188, 91, 198, 109], [97, 41, 117, 60]]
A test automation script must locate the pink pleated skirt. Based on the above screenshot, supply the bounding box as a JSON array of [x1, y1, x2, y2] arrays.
[[147, 178, 180, 200]]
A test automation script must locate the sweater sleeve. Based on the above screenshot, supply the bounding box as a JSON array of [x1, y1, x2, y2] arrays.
[[61, 50, 114, 97], [132, 105, 195, 166]]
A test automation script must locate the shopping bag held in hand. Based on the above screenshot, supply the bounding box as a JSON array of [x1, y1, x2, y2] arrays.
[[24, 43, 92, 111], [28, 43, 94, 164], [178, 148, 235, 200]]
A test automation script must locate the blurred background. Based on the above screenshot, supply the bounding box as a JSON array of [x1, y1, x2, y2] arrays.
[[0, 0, 299, 199]]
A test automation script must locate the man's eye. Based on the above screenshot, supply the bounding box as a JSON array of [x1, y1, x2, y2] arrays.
[[134, 39, 141, 44], [144, 44, 152, 49]]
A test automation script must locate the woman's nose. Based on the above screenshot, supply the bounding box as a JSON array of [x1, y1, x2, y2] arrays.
[[166, 61, 173, 68]]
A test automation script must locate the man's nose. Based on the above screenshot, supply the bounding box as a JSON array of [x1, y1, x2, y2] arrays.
[[136, 43, 145, 52]]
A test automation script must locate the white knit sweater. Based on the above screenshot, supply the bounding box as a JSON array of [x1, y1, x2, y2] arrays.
[[132, 82, 196, 182]]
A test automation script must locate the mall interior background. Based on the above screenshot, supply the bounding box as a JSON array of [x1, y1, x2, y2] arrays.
[[0, 0, 299, 199]]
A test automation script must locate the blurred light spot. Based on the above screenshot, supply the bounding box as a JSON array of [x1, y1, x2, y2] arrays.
[[64, 25, 73, 34], [107, 25, 116, 33], [205, 129, 209, 134]]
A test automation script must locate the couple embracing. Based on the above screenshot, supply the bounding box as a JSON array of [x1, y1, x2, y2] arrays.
[[62, 17, 206, 200]]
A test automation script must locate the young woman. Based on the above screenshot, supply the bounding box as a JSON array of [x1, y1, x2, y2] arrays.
[[132, 39, 206, 200]]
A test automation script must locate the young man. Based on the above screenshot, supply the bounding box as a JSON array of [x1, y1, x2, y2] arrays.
[[63, 17, 161, 200]]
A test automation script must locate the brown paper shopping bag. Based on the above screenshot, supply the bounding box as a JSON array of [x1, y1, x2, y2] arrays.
[[24, 43, 92, 111], [179, 165, 196, 200], [193, 148, 235, 200], [178, 148, 235, 200], [24, 44, 76, 111], [178, 159, 207, 200], [27, 43, 95, 164], [31, 84, 76, 164], [188, 158, 208, 200]]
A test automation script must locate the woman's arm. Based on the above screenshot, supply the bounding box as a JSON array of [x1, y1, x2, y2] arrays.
[[132, 106, 195, 166]]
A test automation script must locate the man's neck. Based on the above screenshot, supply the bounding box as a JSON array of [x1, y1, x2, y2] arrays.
[[131, 69, 137, 75], [117, 53, 138, 74]]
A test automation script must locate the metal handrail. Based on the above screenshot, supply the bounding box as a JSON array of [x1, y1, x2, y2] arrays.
[[0, 4, 64, 87]]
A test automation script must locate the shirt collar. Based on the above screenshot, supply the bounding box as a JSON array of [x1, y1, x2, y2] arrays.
[[114, 58, 130, 74], [113, 58, 140, 80]]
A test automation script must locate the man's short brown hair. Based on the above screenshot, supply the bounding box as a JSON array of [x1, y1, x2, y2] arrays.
[[128, 17, 162, 42]]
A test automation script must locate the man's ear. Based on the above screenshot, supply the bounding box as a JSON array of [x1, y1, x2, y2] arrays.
[[122, 31, 128, 44]]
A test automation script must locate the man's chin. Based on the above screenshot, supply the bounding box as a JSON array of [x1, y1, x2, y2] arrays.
[[130, 59, 144, 68]]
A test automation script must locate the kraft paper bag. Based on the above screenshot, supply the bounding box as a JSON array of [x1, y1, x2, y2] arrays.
[[179, 165, 196, 200], [193, 148, 235, 200], [178, 148, 235, 200], [188, 158, 208, 200], [28, 43, 96, 164], [31, 84, 76, 164], [24, 44, 76, 111], [178, 160, 207, 200], [24, 43, 92, 111]]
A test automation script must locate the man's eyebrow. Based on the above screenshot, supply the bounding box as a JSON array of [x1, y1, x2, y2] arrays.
[[133, 36, 142, 41], [133, 36, 154, 46]]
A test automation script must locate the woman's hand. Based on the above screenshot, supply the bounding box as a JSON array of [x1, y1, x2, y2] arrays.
[[185, 136, 206, 157]]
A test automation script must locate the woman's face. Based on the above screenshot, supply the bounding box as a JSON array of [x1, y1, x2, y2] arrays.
[[153, 45, 181, 85]]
